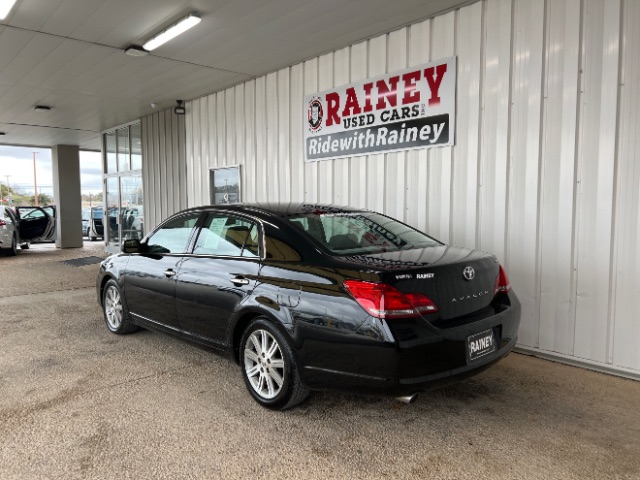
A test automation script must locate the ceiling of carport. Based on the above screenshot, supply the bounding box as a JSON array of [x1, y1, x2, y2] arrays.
[[0, 0, 472, 151]]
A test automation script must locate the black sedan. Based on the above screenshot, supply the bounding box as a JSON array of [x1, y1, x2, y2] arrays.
[[97, 203, 520, 410]]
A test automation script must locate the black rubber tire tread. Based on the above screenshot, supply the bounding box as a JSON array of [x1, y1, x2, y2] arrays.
[[20, 242, 29, 249], [239, 318, 310, 410], [102, 279, 140, 335], [8, 234, 17, 256]]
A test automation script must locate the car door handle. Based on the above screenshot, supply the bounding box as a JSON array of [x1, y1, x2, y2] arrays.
[[230, 276, 250, 286], [164, 269, 176, 278]]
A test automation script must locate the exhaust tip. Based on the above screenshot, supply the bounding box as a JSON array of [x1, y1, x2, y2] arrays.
[[395, 393, 420, 405]]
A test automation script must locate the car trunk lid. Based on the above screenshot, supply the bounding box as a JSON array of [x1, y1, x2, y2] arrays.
[[339, 245, 499, 322]]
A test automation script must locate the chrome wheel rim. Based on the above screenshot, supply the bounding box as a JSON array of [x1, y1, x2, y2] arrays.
[[244, 329, 285, 399], [104, 286, 123, 330]]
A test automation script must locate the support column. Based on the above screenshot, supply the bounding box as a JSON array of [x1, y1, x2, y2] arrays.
[[52, 145, 83, 248]]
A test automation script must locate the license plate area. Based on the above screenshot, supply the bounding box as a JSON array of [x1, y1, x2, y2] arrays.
[[467, 328, 497, 362]]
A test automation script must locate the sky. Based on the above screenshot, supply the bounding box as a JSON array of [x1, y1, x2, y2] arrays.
[[0, 146, 103, 196]]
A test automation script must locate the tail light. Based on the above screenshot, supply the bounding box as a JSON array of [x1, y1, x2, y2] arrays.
[[0, 219, 6, 226], [343, 280, 438, 319], [494, 265, 511, 295]]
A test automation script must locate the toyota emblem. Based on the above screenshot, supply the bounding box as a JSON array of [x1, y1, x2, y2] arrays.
[[463, 266, 475, 280]]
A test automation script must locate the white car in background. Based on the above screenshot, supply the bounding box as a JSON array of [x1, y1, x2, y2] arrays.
[[82, 208, 90, 237], [0, 206, 55, 255]]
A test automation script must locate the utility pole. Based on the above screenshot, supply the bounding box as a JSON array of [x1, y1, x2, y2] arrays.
[[33, 152, 38, 206]]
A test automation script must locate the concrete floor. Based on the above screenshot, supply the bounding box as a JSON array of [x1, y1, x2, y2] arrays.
[[1, 243, 639, 480]]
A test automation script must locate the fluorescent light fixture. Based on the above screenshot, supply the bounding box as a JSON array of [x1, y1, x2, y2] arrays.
[[0, 0, 18, 20], [124, 45, 149, 57], [143, 13, 201, 51]]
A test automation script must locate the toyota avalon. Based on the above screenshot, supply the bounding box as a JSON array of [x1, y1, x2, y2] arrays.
[[96, 203, 520, 410]]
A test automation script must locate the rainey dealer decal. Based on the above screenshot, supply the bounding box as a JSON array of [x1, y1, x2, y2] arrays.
[[304, 57, 456, 161]]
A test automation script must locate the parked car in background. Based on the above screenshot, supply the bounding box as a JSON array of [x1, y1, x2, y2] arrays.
[[0, 205, 55, 255], [12, 206, 56, 249], [96, 203, 521, 410], [88, 206, 104, 241], [82, 208, 90, 237]]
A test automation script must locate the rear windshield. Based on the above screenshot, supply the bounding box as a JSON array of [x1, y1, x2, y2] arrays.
[[91, 209, 104, 219], [288, 212, 440, 255]]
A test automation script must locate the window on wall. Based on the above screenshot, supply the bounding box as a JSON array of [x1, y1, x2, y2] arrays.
[[106, 131, 117, 173], [130, 123, 142, 171], [117, 128, 130, 171], [210, 166, 241, 205], [103, 123, 142, 174], [102, 122, 143, 250]]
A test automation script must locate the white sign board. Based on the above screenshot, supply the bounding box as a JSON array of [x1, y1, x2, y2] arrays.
[[304, 57, 456, 161]]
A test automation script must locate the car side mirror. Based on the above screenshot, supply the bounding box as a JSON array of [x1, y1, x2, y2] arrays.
[[122, 238, 141, 254]]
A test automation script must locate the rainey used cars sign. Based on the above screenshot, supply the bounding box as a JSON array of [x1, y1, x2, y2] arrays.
[[304, 57, 456, 161]]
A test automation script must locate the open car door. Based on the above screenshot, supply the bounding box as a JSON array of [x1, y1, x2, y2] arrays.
[[15, 206, 55, 242], [41, 206, 57, 241]]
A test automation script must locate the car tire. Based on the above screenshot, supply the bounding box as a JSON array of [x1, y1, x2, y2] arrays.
[[20, 242, 29, 250], [8, 234, 18, 256], [239, 318, 310, 410], [102, 279, 140, 334], [89, 236, 96, 242]]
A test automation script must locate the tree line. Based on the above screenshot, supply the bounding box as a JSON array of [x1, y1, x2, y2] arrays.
[[1, 183, 103, 206]]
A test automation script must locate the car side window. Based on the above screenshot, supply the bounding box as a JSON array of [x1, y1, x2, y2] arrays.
[[21, 208, 45, 219], [264, 232, 302, 262], [193, 214, 259, 257], [146, 214, 200, 254]]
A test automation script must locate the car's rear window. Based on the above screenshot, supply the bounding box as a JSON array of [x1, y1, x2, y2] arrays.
[[91, 209, 104, 219], [288, 212, 440, 255]]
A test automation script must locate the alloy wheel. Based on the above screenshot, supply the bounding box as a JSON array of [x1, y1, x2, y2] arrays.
[[244, 329, 286, 400], [104, 285, 123, 330]]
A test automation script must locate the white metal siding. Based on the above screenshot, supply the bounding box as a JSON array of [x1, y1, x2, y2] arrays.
[[181, 0, 640, 376], [141, 109, 187, 232]]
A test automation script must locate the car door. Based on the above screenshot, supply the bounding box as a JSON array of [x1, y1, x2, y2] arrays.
[[123, 212, 202, 331], [174, 213, 261, 346], [15, 207, 52, 241], [41, 206, 57, 241], [90, 207, 104, 238]]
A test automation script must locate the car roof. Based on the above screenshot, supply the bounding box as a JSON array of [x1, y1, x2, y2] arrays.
[[180, 202, 369, 218]]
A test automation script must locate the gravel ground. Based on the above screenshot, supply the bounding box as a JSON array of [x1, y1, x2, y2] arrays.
[[1, 243, 639, 480]]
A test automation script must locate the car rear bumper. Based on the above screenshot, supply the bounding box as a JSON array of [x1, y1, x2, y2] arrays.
[[298, 292, 521, 394]]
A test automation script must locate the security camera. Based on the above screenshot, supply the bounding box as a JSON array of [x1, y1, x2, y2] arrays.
[[174, 100, 186, 115]]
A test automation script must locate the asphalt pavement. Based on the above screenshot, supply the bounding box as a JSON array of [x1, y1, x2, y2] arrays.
[[1, 242, 639, 480]]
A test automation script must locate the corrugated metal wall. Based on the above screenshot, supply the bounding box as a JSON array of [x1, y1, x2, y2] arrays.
[[179, 0, 640, 377], [141, 109, 187, 231]]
